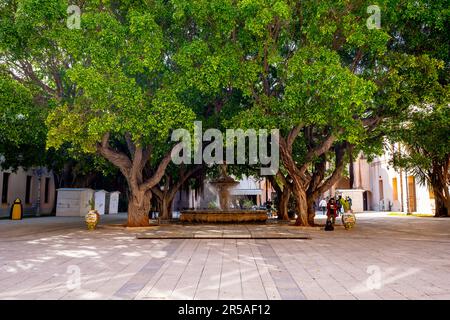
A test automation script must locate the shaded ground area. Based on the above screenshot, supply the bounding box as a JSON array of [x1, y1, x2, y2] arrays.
[[0, 213, 449, 300]]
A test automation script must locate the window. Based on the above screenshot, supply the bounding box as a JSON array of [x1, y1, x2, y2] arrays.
[[2, 172, 10, 204], [378, 180, 384, 201], [44, 177, 51, 204], [429, 186, 435, 199], [25, 176, 32, 204], [408, 176, 417, 212], [392, 177, 398, 201]]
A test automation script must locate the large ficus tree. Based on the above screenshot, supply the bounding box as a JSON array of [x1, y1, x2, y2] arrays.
[[390, 103, 449, 217], [46, 2, 196, 226], [171, 0, 386, 226], [2, 0, 447, 227], [0, 74, 48, 170], [170, 0, 448, 226], [0, 0, 120, 190], [1, 1, 195, 226], [386, 0, 449, 216]]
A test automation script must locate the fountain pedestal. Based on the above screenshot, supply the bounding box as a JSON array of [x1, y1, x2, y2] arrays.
[[179, 164, 268, 223], [179, 209, 268, 223]]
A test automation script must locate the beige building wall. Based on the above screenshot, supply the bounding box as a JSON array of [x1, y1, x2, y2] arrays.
[[322, 144, 436, 214], [353, 155, 371, 191], [0, 167, 55, 217], [356, 145, 435, 213]]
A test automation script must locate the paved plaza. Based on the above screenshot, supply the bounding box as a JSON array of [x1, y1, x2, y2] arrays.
[[0, 213, 449, 300]]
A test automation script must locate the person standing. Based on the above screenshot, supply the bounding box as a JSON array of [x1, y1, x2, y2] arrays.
[[336, 195, 343, 216], [327, 198, 338, 225], [319, 198, 327, 215], [346, 196, 352, 211]]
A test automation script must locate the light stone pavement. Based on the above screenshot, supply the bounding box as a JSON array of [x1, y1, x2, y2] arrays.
[[0, 212, 449, 300]]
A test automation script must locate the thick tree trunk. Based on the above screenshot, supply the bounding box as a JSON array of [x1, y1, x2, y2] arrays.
[[96, 134, 181, 227], [167, 198, 174, 219], [431, 159, 449, 217], [293, 183, 309, 226], [153, 189, 177, 221], [278, 187, 291, 220], [159, 195, 174, 220], [267, 174, 290, 221], [127, 190, 152, 227], [306, 197, 316, 226], [280, 142, 309, 226], [159, 201, 168, 220], [433, 185, 449, 217], [279, 129, 345, 227], [152, 165, 202, 220]]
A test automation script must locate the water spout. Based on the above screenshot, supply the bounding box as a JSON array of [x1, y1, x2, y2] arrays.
[[210, 164, 239, 210]]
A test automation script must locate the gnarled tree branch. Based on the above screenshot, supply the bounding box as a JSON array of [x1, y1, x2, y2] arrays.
[[140, 143, 183, 191]]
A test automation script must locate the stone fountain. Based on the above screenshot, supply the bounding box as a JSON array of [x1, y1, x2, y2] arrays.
[[210, 164, 240, 210], [179, 164, 268, 223]]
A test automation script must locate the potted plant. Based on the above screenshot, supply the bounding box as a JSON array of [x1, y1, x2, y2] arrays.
[[242, 199, 254, 210], [341, 198, 356, 230], [85, 196, 100, 230], [207, 201, 218, 210]]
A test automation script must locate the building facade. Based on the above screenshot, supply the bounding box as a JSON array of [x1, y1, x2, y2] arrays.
[[0, 167, 56, 218], [326, 144, 436, 214], [172, 176, 273, 211], [361, 150, 435, 214]]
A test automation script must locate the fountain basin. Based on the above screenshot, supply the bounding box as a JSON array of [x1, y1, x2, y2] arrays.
[[180, 210, 268, 223]]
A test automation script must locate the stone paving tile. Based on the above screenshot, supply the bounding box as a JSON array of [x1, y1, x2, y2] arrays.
[[256, 240, 306, 300], [248, 241, 282, 300], [217, 240, 243, 300], [113, 240, 182, 299], [136, 224, 311, 239], [171, 241, 210, 299], [193, 240, 224, 300], [139, 240, 199, 299], [0, 213, 449, 300]]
